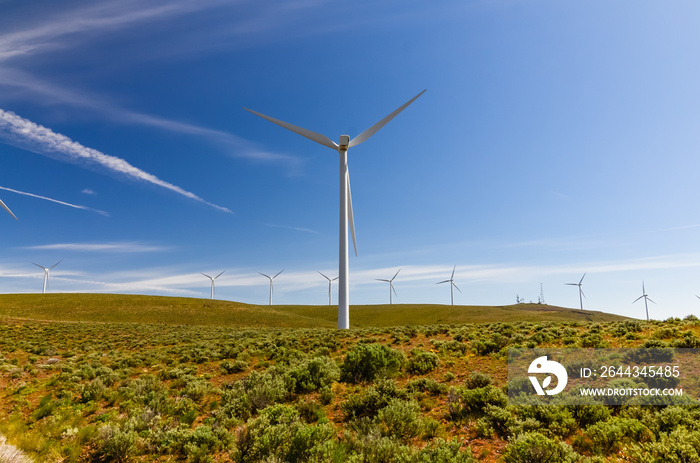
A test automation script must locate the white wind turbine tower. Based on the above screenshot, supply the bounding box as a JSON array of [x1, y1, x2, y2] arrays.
[[318, 272, 338, 306], [1, 199, 17, 220], [633, 281, 655, 321], [245, 90, 425, 329], [32, 260, 62, 293], [565, 273, 586, 310], [376, 269, 400, 304], [437, 266, 461, 305], [260, 270, 284, 305], [202, 270, 225, 300]]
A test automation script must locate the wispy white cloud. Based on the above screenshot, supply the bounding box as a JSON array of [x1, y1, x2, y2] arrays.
[[263, 223, 320, 234], [0, 185, 109, 216], [24, 242, 170, 253], [81, 188, 96, 195], [0, 109, 232, 213], [0, 69, 301, 169], [0, 0, 228, 62]]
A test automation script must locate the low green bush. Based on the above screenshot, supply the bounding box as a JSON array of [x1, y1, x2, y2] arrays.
[[288, 356, 340, 394], [502, 431, 580, 463], [377, 398, 423, 442], [464, 371, 493, 389], [340, 344, 405, 384], [407, 349, 439, 375]]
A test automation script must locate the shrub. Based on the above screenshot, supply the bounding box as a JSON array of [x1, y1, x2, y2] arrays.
[[517, 405, 577, 438], [341, 379, 406, 421], [407, 378, 448, 396], [288, 356, 340, 394], [502, 431, 580, 463], [629, 427, 700, 463], [477, 404, 515, 438], [408, 439, 477, 463], [447, 386, 507, 422], [407, 349, 439, 375], [583, 417, 652, 454], [217, 369, 288, 422], [92, 423, 138, 463], [464, 371, 493, 389], [340, 344, 406, 384], [81, 378, 107, 403], [567, 404, 610, 427], [377, 398, 423, 442], [220, 359, 249, 374], [234, 404, 335, 463]]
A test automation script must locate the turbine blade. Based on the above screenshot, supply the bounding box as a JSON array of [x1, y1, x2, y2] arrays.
[[579, 273, 586, 285], [347, 165, 357, 256], [437, 280, 450, 285], [202, 273, 212, 279], [319, 271, 330, 281], [391, 269, 401, 281], [391, 283, 397, 296], [215, 270, 226, 279], [32, 262, 47, 270], [377, 279, 390, 283], [332, 277, 338, 281], [565, 283, 577, 286], [348, 90, 426, 148], [633, 295, 644, 303], [451, 265, 456, 279], [243, 108, 338, 150], [453, 282, 462, 293], [50, 259, 63, 269], [648, 297, 656, 304], [0, 199, 17, 220], [259, 272, 271, 279], [580, 288, 587, 299], [274, 269, 284, 279]]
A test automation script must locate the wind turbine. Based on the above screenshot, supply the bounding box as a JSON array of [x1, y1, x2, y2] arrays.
[[245, 90, 426, 329], [319, 271, 338, 305], [633, 281, 655, 321], [437, 266, 461, 305], [565, 273, 586, 310], [260, 270, 284, 305], [1, 199, 17, 220], [376, 269, 400, 304], [32, 260, 62, 293], [202, 270, 225, 300]]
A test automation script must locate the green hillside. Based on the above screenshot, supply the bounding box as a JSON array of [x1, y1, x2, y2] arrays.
[[0, 293, 630, 326]]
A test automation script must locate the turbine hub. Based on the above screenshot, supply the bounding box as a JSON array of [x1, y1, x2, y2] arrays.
[[338, 135, 350, 150]]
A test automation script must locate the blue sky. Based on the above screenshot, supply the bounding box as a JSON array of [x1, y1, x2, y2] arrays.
[[1, 0, 700, 320]]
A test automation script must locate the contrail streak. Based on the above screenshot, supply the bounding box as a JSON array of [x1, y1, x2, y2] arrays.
[[0, 185, 109, 216], [0, 109, 231, 213]]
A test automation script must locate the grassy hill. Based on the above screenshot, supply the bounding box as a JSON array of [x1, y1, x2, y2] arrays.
[[0, 293, 696, 462], [0, 293, 630, 326]]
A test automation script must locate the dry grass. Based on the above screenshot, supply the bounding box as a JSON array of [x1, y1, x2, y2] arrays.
[[0, 294, 629, 327]]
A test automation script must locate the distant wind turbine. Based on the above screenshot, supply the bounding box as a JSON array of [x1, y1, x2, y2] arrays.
[[565, 273, 586, 310], [260, 270, 284, 305], [437, 266, 461, 305], [1, 198, 17, 220], [202, 270, 225, 300], [319, 272, 338, 305], [245, 90, 426, 329], [32, 260, 62, 293], [376, 269, 400, 304], [633, 281, 655, 321]]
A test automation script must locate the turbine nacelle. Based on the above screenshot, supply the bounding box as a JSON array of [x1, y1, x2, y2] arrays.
[[338, 135, 350, 151]]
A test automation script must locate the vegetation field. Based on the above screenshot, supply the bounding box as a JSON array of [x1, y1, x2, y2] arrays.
[[1, 294, 699, 462]]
